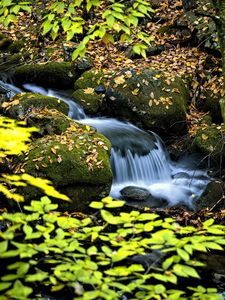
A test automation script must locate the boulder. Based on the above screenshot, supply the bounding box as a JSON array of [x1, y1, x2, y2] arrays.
[[1, 92, 69, 119], [194, 180, 225, 211], [13, 62, 79, 89], [24, 109, 71, 136], [120, 186, 150, 201], [198, 90, 223, 123], [74, 69, 104, 90], [193, 124, 225, 167], [72, 89, 103, 115], [120, 185, 168, 208], [105, 69, 188, 134], [16, 122, 113, 211]]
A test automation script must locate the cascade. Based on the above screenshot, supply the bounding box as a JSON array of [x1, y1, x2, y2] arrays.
[[0, 81, 210, 207]]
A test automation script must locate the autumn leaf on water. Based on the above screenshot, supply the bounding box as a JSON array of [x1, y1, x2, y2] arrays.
[[83, 87, 95, 94]]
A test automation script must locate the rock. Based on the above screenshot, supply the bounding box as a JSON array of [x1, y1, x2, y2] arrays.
[[74, 69, 104, 90], [16, 122, 112, 211], [73, 56, 93, 71], [120, 185, 168, 208], [193, 124, 225, 167], [25, 109, 71, 136], [1, 92, 69, 119], [198, 90, 223, 123], [120, 186, 150, 201], [105, 69, 188, 135], [194, 180, 225, 211], [7, 39, 26, 53], [13, 62, 79, 89], [0, 34, 12, 50], [72, 89, 102, 115]]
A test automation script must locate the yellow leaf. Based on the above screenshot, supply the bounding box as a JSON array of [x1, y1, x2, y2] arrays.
[[132, 88, 139, 96], [114, 75, 125, 85], [201, 134, 208, 140], [83, 87, 95, 94]]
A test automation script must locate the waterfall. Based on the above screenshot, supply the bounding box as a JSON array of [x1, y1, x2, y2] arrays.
[[0, 80, 210, 207]]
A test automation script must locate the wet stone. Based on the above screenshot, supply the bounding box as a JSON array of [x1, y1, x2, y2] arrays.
[[120, 186, 150, 201]]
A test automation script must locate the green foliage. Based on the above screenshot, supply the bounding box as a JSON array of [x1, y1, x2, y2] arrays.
[[0, 0, 154, 58], [0, 0, 31, 27], [0, 196, 224, 299], [0, 116, 70, 202]]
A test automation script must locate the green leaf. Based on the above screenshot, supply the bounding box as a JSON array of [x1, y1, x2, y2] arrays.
[[101, 210, 122, 225], [177, 248, 190, 262], [6, 280, 32, 298], [106, 15, 115, 28], [89, 201, 104, 209], [0, 241, 8, 253], [0, 282, 11, 291]]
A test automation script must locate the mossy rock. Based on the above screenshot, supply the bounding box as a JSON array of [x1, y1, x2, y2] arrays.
[[16, 122, 112, 211], [1, 92, 69, 119], [105, 69, 188, 134], [74, 69, 104, 90], [72, 89, 102, 115], [197, 90, 223, 123], [193, 124, 225, 167], [194, 180, 225, 211], [0, 34, 12, 50], [13, 62, 80, 89], [7, 39, 25, 53], [25, 109, 71, 136]]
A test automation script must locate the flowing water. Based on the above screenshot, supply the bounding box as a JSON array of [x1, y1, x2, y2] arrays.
[[0, 81, 210, 208]]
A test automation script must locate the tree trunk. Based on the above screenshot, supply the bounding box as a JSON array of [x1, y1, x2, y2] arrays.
[[211, 0, 225, 84]]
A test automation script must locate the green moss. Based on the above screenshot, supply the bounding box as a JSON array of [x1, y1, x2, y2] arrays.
[[72, 89, 102, 114], [7, 40, 25, 53], [2, 92, 69, 119], [106, 69, 188, 134], [25, 109, 71, 135], [16, 122, 112, 210], [74, 69, 104, 90], [13, 62, 79, 88], [193, 124, 225, 165]]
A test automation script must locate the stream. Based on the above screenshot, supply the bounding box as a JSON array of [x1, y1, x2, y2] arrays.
[[0, 80, 210, 209]]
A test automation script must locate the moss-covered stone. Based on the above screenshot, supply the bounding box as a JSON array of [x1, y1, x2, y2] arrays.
[[197, 90, 223, 123], [0, 34, 12, 50], [106, 69, 188, 134], [194, 180, 225, 211], [13, 62, 79, 89], [7, 40, 25, 53], [25, 109, 71, 136], [74, 69, 104, 90], [72, 89, 102, 115], [16, 122, 112, 211], [1, 92, 69, 119], [193, 124, 225, 167]]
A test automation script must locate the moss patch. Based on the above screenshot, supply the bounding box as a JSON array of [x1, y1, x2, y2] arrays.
[[74, 69, 104, 90], [13, 62, 79, 88], [72, 89, 102, 115], [15, 122, 112, 210], [2, 92, 69, 119], [106, 69, 189, 134]]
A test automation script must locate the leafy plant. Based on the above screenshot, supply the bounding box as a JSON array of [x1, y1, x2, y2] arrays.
[[0, 0, 154, 58], [0, 196, 224, 299]]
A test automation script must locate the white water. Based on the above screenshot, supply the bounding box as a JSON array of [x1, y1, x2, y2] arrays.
[[0, 81, 210, 207]]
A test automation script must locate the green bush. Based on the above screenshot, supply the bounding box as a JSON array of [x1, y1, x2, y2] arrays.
[[0, 196, 224, 299], [0, 0, 154, 58]]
